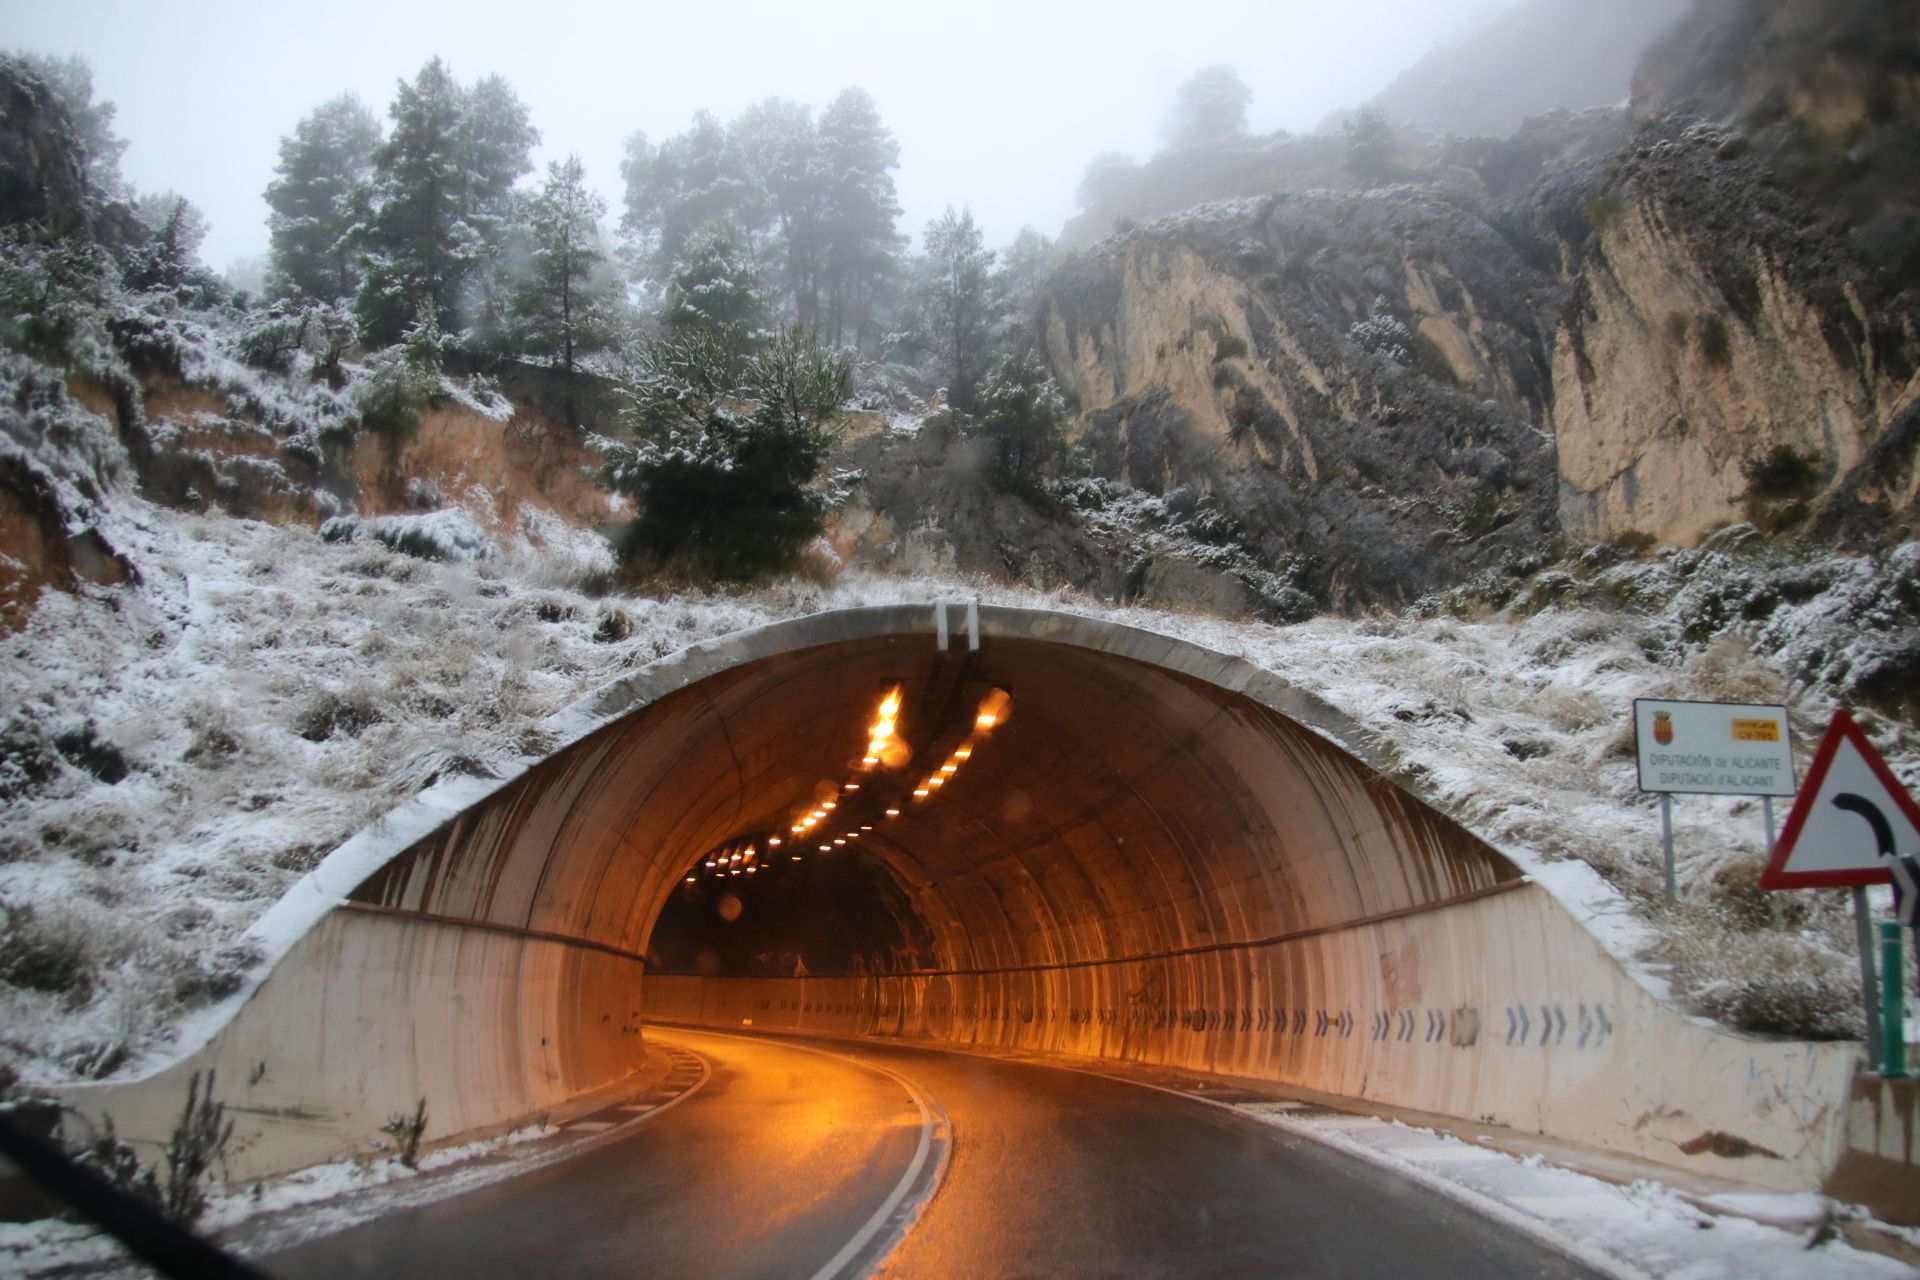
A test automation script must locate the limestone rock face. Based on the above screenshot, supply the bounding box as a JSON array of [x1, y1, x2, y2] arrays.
[[1042, 194, 1560, 608], [1039, 0, 1920, 569], [1547, 119, 1918, 543]]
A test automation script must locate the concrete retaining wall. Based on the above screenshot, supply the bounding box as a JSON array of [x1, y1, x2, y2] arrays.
[[57, 910, 650, 1178]]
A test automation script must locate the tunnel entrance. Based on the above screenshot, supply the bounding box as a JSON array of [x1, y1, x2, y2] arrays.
[[85, 604, 1850, 1191]]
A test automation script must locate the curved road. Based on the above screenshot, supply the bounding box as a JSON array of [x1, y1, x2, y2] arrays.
[[265, 1029, 1601, 1279]]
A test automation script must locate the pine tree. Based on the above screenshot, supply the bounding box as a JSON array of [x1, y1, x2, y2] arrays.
[[1344, 106, 1397, 185], [515, 154, 616, 423], [1166, 65, 1253, 148], [660, 229, 766, 358], [993, 227, 1056, 356], [17, 54, 130, 204], [124, 193, 209, 291], [619, 111, 761, 297], [265, 94, 381, 303], [976, 352, 1067, 485], [817, 88, 903, 352], [605, 326, 850, 581], [356, 58, 538, 349], [923, 206, 995, 411], [729, 98, 826, 329]]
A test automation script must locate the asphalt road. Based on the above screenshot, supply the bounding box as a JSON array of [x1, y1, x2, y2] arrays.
[[264, 1029, 1602, 1279]]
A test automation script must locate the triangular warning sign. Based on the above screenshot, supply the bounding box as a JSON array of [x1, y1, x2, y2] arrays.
[[1761, 709, 1920, 889]]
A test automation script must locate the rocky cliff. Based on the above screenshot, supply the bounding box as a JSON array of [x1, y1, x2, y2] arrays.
[[1039, 0, 1920, 582]]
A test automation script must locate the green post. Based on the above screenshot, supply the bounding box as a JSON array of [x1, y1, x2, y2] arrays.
[[1883, 922, 1909, 1079]]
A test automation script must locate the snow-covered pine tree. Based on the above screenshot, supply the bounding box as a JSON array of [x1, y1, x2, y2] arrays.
[[264, 94, 381, 304], [619, 111, 762, 299], [660, 229, 767, 361], [992, 226, 1056, 359], [514, 154, 618, 424], [729, 97, 826, 330], [355, 58, 538, 351], [817, 88, 903, 353], [922, 206, 996, 412]]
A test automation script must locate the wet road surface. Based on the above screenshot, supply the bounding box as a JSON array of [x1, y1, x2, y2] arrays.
[[265, 1028, 1601, 1279]]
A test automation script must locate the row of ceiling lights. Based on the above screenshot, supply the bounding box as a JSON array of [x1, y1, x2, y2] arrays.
[[687, 682, 1012, 884]]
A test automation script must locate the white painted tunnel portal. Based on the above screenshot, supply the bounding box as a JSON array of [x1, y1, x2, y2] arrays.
[[61, 606, 1858, 1192]]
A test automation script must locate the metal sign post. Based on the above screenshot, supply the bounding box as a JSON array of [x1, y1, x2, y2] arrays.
[[1881, 922, 1908, 1078], [1659, 793, 1676, 905], [1855, 885, 1885, 1071]]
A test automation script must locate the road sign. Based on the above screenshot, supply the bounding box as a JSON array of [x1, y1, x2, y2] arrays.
[[1760, 709, 1920, 889], [1634, 698, 1795, 796]]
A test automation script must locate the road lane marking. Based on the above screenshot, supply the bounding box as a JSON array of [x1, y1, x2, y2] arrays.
[[658, 1027, 950, 1280]]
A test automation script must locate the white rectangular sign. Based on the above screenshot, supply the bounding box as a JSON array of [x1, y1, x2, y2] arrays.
[[1634, 698, 1796, 797]]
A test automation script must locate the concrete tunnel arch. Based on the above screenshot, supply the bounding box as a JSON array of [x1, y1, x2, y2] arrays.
[[64, 605, 1856, 1190]]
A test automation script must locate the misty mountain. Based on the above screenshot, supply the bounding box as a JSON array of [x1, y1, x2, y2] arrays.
[[1349, 0, 1688, 138]]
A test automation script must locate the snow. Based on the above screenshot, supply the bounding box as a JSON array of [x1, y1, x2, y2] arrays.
[[0, 1121, 564, 1278], [1244, 1108, 1916, 1279]]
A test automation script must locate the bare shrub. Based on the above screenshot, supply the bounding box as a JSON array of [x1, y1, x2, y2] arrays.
[[382, 1096, 428, 1168], [1654, 926, 1861, 1039], [0, 904, 96, 1007], [162, 1071, 234, 1226], [295, 685, 385, 741]]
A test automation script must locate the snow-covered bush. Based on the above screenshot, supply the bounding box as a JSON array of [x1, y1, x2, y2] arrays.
[[1348, 295, 1412, 364]]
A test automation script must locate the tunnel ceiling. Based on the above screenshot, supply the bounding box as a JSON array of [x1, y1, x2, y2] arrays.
[[348, 612, 1523, 979]]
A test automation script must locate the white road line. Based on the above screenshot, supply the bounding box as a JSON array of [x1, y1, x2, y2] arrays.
[[657, 1027, 950, 1280]]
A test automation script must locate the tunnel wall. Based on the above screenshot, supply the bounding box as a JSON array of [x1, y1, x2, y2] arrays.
[[644, 885, 1856, 1191], [52, 605, 1863, 1192], [52, 909, 652, 1177]]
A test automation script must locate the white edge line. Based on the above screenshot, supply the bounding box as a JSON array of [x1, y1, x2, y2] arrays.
[[1043, 1062, 1655, 1280], [661, 1025, 1647, 1280], [658, 1028, 948, 1280], [226, 1050, 716, 1257]]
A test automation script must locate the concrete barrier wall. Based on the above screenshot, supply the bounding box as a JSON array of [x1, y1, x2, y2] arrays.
[[57, 910, 650, 1178], [645, 884, 1857, 1191], [1822, 1076, 1920, 1224]]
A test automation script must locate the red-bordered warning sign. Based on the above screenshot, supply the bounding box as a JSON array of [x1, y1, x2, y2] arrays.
[[1760, 709, 1920, 889]]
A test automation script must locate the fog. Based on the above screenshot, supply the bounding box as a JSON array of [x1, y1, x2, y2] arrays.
[[8, 0, 1515, 271]]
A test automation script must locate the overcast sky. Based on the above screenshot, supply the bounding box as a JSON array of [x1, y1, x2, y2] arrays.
[[9, 0, 1512, 272]]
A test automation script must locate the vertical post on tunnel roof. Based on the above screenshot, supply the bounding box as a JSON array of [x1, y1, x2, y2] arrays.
[[935, 602, 949, 650], [965, 599, 979, 651]]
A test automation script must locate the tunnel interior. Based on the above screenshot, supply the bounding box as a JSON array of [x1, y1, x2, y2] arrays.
[[350, 626, 1524, 989]]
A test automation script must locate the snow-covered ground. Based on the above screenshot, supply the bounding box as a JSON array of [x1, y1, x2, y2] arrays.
[[1242, 1104, 1918, 1279]]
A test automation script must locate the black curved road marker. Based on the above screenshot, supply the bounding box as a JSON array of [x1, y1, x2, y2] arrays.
[[0, 1112, 269, 1279], [1833, 792, 1897, 857]]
